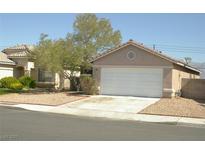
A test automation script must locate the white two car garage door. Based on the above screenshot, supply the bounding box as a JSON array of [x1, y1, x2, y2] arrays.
[[100, 68, 163, 97]]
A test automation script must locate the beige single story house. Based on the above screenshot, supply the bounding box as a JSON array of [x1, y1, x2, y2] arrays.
[[91, 40, 200, 98], [0, 45, 71, 89]]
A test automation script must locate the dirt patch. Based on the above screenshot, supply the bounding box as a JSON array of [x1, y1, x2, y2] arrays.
[[0, 92, 88, 106], [139, 97, 205, 119]]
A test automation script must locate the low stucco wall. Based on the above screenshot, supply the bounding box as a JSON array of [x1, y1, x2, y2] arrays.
[[172, 64, 200, 96], [181, 79, 205, 100]]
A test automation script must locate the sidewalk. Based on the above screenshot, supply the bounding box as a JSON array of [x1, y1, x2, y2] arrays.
[[1, 103, 205, 128]]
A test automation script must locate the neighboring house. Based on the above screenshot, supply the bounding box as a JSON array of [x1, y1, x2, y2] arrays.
[[0, 45, 70, 89], [191, 62, 205, 79], [91, 40, 200, 98], [200, 68, 205, 78], [0, 52, 16, 79]]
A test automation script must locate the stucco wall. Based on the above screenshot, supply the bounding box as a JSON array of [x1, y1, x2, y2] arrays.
[[55, 72, 71, 89], [172, 64, 200, 94], [10, 58, 35, 76], [10, 58, 28, 69], [30, 68, 38, 80], [182, 79, 205, 99], [162, 68, 174, 97], [13, 67, 24, 78]]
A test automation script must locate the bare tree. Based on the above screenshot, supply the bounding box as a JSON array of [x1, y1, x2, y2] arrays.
[[184, 57, 192, 64]]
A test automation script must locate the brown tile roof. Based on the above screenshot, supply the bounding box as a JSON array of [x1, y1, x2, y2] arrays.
[[8, 50, 29, 57], [2, 44, 33, 58], [91, 39, 200, 73], [0, 52, 16, 65]]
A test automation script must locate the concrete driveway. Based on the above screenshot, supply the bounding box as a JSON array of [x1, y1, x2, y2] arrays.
[[61, 95, 159, 113]]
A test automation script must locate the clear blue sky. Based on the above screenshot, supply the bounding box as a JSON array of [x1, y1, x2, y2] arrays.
[[0, 13, 205, 62]]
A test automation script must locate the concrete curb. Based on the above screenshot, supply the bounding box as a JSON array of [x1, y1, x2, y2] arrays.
[[49, 107, 205, 127], [177, 117, 205, 127], [1, 103, 205, 128], [0, 103, 55, 112]]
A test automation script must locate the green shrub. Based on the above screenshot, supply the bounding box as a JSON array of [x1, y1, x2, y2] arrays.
[[18, 76, 36, 88], [0, 77, 23, 90], [29, 80, 36, 88], [80, 75, 98, 95], [0, 81, 2, 88], [9, 82, 24, 90]]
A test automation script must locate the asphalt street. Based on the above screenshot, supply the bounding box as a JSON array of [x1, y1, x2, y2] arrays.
[[0, 106, 205, 141]]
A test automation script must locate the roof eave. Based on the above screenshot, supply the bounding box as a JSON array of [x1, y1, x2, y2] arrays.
[[176, 62, 201, 74], [0, 62, 16, 66]]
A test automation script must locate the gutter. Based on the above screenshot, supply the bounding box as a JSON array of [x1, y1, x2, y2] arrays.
[[176, 62, 201, 73]]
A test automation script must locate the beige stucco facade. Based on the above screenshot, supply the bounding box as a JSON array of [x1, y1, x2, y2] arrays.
[[172, 64, 200, 94], [92, 43, 200, 98]]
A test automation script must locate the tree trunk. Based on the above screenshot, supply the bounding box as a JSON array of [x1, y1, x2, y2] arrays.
[[70, 76, 79, 91], [59, 72, 64, 90]]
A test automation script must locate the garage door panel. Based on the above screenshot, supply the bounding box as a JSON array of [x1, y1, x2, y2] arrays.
[[0, 68, 14, 79], [100, 68, 162, 97]]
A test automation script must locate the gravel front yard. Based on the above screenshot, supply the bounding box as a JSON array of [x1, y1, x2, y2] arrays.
[[140, 97, 205, 119], [0, 92, 88, 106]]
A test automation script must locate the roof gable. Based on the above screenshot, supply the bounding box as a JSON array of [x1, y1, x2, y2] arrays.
[[92, 43, 172, 67], [91, 40, 200, 73]]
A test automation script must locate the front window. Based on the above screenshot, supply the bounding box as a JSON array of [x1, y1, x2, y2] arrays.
[[38, 68, 55, 82]]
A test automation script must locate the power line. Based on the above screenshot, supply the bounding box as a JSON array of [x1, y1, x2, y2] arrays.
[[146, 44, 205, 54], [155, 46, 205, 51], [151, 44, 205, 50], [146, 41, 205, 47], [154, 46, 205, 52], [147, 44, 205, 50], [160, 50, 205, 54]]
